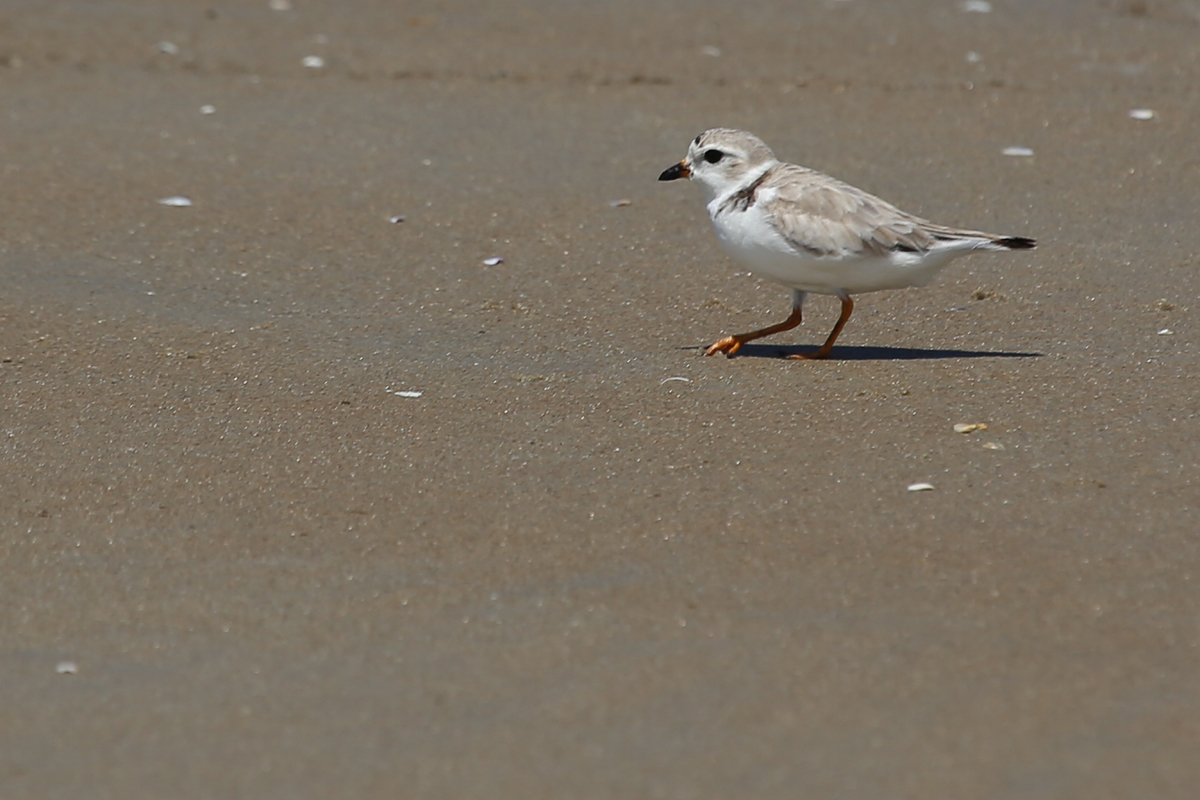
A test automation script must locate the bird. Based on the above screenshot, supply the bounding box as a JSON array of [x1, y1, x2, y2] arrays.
[[658, 128, 1035, 359]]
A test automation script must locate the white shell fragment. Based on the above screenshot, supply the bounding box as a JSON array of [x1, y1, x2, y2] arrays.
[[982, 442, 1006, 450], [966, 51, 982, 63], [953, 422, 988, 434], [1157, 328, 1174, 335], [56, 661, 79, 675], [1129, 109, 1155, 120], [302, 55, 325, 69], [908, 483, 936, 492], [660, 377, 692, 384], [158, 41, 180, 55], [388, 215, 406, 224], [609, 199, 632, 208], [1002, 146, 1035, 157], [961, 0, 993, 12], [392, 390, 423, 398], [157, 196, 193, 207], [200, 104, 216, 115], [482, 257, 504, 266]]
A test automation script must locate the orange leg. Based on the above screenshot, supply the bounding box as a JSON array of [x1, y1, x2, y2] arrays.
[[787, 293, 854, 360], [705, 304, 805, 357]]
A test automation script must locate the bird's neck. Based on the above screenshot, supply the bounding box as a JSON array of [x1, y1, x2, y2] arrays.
[[700, 160, 777, 206], [704, 161, 776, 208]]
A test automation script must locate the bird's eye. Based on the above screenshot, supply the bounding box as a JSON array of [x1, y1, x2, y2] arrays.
[[703, 149, 724, 164]]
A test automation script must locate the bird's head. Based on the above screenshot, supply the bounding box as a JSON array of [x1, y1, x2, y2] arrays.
[[659, 128, 777, 203]]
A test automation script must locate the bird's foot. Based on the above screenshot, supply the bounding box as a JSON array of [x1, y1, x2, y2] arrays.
[[785, 349, 830, 361], [704, 336, 744, 357]]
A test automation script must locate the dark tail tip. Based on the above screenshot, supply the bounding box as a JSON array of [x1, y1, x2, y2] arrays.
[[996, 236, 1036, 250]]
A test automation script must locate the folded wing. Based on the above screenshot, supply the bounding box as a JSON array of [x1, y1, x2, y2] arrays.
[[761, 164, 1023, 258]]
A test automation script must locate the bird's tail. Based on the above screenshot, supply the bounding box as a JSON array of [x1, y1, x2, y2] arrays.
[[927, 224, 1037, 252], [991, 236, 1036, 250]]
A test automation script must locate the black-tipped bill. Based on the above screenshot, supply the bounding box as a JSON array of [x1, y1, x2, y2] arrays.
[[658, 161, 691, 181]]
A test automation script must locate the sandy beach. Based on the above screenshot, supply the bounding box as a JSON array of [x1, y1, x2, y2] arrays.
[[2, 1, 1198, 797]]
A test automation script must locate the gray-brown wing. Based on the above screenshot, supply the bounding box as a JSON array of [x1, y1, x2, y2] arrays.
[[760, 165, 964, 257]]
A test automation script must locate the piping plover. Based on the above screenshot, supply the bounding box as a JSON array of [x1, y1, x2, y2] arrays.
[[659, 128, 1035, 359]]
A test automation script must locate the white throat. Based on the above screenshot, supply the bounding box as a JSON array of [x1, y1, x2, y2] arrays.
[[698, 161, 777, 207]]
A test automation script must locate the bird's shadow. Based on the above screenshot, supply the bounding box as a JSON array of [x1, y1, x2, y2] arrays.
[[682, 343, 1041, 361]]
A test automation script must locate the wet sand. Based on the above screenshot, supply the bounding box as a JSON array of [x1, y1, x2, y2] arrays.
[[2, 1, 1198, 797]]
